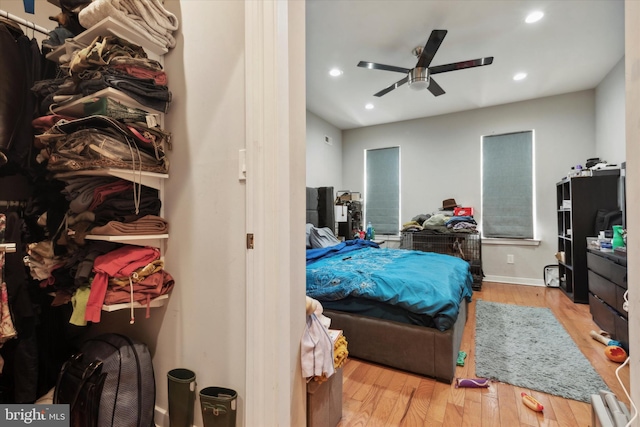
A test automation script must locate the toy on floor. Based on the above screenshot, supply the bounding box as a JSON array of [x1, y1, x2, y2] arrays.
[[589, 330, 621, 347], [456, 351, 467, 366], [455, 378, 490, 388], [521, 392, 544, 412], [589, 330, 627, 363], [604, 345, 627, 363]]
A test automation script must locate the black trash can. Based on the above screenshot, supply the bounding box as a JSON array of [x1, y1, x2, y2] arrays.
[[167, 368, 197, 427], [200, 386, 237, 427]]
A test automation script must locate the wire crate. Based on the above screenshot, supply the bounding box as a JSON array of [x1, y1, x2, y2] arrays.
[[401, 231, 483, 290]]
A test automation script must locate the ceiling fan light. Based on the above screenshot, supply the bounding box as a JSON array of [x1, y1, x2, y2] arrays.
[[408, 67, 430, 90]]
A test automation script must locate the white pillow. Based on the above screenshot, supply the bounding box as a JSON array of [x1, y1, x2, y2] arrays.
[[306, 223, 315, 248], [309, 227, 341, 249]]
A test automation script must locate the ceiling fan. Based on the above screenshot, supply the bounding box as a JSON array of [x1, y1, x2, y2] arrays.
[[358, 29, 494, 97]]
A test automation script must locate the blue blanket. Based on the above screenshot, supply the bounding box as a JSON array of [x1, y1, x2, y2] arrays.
[[306, 241, 473, 331]]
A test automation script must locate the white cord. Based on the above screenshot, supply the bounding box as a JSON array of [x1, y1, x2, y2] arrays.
[[615, 356, 637, 427]]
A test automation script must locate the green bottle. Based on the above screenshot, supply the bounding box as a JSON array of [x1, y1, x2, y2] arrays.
[[612, 225, 624, 248]]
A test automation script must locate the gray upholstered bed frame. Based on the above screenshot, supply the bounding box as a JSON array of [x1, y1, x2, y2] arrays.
[[306, 186, 469, 383], [323, 301, 467, 383]]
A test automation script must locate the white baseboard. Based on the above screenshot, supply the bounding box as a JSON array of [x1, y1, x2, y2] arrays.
[[155, 406, 198, 427], [483, 275, 545, 287], [154, 406, 168, 427]]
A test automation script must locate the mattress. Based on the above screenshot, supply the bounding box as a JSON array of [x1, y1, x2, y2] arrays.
[[319, 297, 436, 328]]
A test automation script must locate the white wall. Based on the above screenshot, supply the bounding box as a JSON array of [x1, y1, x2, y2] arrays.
[[160, 2, 306, 426], [159, 2, 249, 425], [306, 110, 343, 190], [337, 90, 598, 284], [596, 56, 626, 164]]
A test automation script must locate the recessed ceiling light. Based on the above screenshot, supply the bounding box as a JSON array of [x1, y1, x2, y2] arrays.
[[525, 11, 544, 23], [329, 68, 343, 77], [365, 103, 374, 110], [513, 72, 527, 81]]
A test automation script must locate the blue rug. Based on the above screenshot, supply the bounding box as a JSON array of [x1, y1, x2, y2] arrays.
[[475, 300, 609, 402]]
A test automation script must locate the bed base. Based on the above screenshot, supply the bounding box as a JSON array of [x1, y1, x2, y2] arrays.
[[323, 299, 468, 383]]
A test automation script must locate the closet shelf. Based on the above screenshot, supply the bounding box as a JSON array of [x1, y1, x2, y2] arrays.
[[102, 294, 169, 312], [53, 87, 163, 117], [55, 168, 168, 190], [85, 234, 168, 248], [46, 16, 168, 63]]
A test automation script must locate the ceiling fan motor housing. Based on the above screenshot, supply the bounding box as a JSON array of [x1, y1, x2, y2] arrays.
[[408, 67, 430, 90]]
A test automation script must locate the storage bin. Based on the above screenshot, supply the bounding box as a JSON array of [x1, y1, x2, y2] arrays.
[[454, 207, 474, 216], [307, 367, 343, 427]]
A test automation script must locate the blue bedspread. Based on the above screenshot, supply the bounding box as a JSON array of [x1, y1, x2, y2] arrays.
[[306, 241, 473, 331]]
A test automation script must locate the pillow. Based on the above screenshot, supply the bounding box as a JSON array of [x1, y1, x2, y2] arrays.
[[309, 227, 341, 249], [305, 223, 315, 248]]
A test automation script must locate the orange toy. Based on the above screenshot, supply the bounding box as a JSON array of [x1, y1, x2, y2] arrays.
[[521, 392, 544, 412], [605, 345, 627, 363]]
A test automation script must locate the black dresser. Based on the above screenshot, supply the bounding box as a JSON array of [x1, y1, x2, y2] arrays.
[[587, 249, 628, 350]]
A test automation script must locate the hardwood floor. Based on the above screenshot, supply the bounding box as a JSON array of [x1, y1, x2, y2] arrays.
[[337, 281, 631, 427]]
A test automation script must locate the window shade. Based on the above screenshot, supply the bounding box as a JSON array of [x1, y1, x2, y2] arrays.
[[482, 131, 533, 238], [365, 147, 400, 234]]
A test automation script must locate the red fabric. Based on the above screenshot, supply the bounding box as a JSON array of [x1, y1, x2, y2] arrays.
[[85, 246, 160, 322], [88, 180, 133, 211], [111, 64, 168, 85], [103, 270, 174, 305]]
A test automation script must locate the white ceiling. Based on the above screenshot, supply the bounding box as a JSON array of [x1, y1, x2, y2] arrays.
[[305, 0, 625, 130]]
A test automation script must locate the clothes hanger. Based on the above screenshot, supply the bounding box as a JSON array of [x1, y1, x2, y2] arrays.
[[0, 243, 16, 253], [0, 9, 49, 35]]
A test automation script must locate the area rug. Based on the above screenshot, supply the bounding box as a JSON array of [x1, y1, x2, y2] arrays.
[[475, 300, 609, 402]]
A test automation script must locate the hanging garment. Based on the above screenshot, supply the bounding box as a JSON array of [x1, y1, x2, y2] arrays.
[[0, 282, 17, 346], [0, 22, 27, 167], [0, 213, 19, 344], [0, 21, 41, 171]]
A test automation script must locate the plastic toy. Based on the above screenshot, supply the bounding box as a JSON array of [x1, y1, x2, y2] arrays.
[[456, 351, 467, 366], [589, 330, 621, 347], [521, 392, 544, 412], [455, 378, 490, 388], [605, 345, 627, 363]]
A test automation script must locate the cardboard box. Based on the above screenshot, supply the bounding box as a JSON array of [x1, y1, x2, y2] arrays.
[[307, 367, 343, 427], [336, 191, 361, 203], [454, 207, 474, 216]]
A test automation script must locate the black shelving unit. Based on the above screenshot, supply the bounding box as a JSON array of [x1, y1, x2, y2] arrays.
[[556, 172, 619, 303]]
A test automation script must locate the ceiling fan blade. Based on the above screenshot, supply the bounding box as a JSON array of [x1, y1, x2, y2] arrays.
[[427, 77, 445, 97], [429, 57, 494, 75], [374, 76, 409, 97], [416, 29, 447, 68], [358, 61, 411, 74]]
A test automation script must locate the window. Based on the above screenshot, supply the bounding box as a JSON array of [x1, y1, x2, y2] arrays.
[[365, 147, 400, 235], [482, 131, 534, 239]]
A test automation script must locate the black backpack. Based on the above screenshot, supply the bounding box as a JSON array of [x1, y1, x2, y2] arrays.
[[55, 333, 156, 427]]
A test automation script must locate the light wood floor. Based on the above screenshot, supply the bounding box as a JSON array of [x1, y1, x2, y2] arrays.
[[337, 281, 631, 427]]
